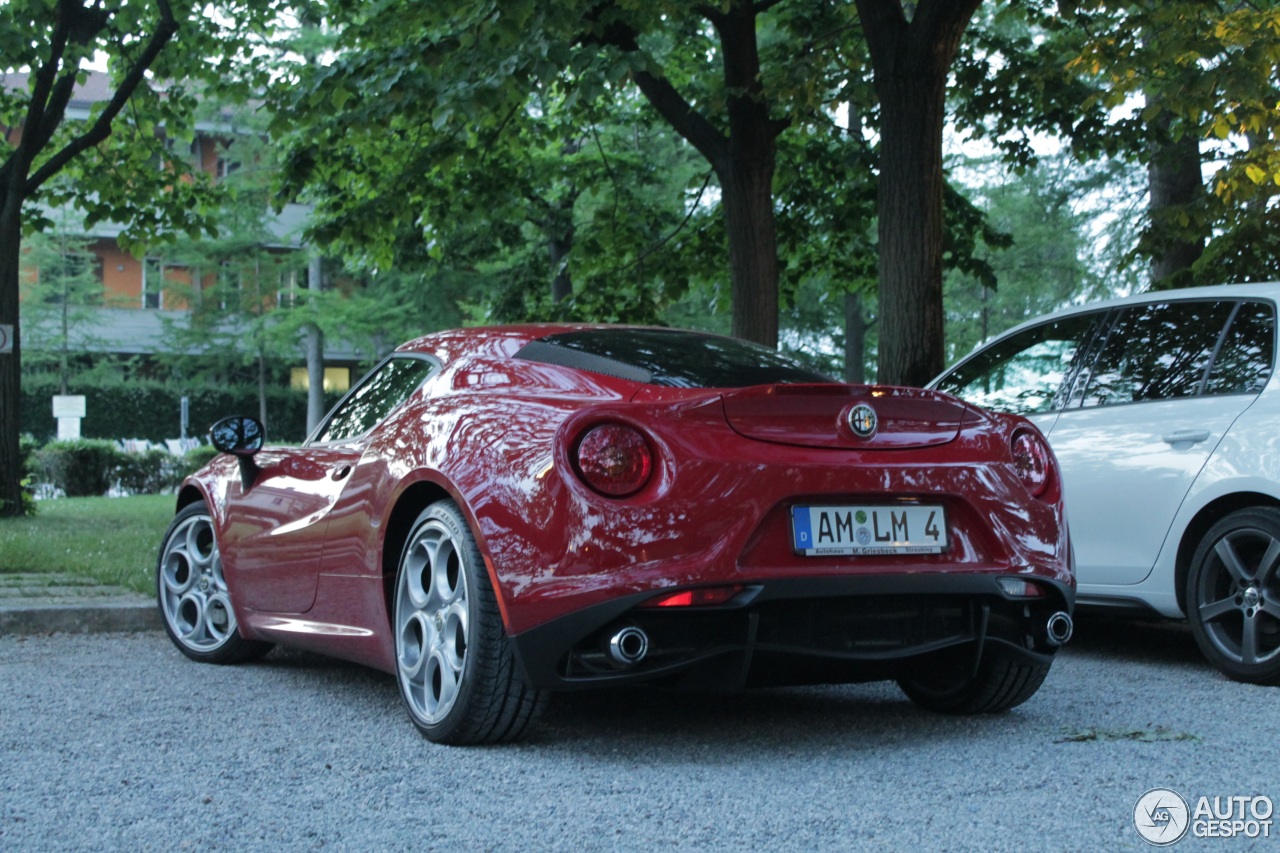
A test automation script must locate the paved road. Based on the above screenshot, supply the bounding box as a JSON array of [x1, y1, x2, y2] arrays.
[[1, 618, 1276, 852]]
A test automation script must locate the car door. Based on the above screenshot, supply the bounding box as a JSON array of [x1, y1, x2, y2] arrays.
[[219, 442, 364, 613], [1045, 298, 1254, 586], [226, 354, 439, 613]]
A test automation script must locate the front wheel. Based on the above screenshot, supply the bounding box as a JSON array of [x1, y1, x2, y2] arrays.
[[156, 502, 273, 665], [1186, 507, 1280, 684], [393, 500, 546, 744], [898, 653, 1051, 714]]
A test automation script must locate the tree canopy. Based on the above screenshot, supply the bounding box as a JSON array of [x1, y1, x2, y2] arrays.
[[0, 0, 279, 514]]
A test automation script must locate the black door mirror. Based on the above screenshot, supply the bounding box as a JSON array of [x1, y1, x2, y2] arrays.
[[210, 416, 265, 456], [209, 416, 265, 490]]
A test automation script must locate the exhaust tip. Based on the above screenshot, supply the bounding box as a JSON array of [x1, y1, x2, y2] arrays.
[[1046, 611, 1074, 646], [608, 626, 649, 665]]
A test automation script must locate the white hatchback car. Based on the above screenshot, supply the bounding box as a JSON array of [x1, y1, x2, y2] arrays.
[[931, 283, 1279, 683]]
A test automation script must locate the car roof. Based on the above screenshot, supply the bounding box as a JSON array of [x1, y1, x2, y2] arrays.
[[393, 324, 598, 362], [963, 282, 1279, 354]]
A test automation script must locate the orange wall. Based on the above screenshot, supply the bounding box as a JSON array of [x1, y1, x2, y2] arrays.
[[99, 241, 142, 306]]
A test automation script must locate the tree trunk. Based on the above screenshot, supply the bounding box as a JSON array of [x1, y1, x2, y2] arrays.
[[548, 204, 574, 303], [856, 0, 983, 388], [844, 291, 867, 384], [720, 162, 779, 346], [305, 255, 325, 433], [873, 71, 948, 387], [258, 346, 269, 430], [0, 193, 23, 516], [618, 0, 785, 347], [1148, 111, 1204, 288]]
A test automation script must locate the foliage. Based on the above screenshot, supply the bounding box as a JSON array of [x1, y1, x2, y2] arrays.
[[20, 374, 329, 444], [34, 439, 122, 497], [28, 438, 223, 498], [0, 0, 281, 248], [0, 473, 37, 517], [270, 1, 879, 346], [271, 12, 722, 330], [18, 210, 119, 393], [0, 0, 283, 516], [954, 1, 1280, 284], [179, 444, 220, 476], [112, 448, 185, 496], [944, 152, 1121, 362]]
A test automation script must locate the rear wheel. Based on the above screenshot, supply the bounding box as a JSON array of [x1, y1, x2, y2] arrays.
[[898, 653, 1051, 714], [156, 502, 273, 664], [1186, 507, 1280, 684], [393, 500, 546, 744]]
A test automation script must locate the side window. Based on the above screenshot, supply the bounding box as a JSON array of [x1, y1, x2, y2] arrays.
[[1204, 301, 1276, 396], [1081, 300, 1232, 407], [934, 313, 1100, 415], [312, 356, 437, 444]]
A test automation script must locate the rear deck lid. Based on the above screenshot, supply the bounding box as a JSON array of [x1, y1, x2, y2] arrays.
[[720, 384, 969, 450]]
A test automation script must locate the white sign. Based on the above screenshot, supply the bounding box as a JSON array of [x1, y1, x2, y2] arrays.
[[52, 395, 86, 418], [0, 324, 11, 354]]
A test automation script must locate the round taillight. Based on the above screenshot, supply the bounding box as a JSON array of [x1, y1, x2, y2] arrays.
[[1011, 429, 1051, 498], [574, 423, 653, 498]]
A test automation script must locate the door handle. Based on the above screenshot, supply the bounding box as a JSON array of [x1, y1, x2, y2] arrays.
[[1162, 430, 1210, 446], [331, 465, 352, 481]]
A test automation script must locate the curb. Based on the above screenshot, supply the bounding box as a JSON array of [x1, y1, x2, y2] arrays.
[[0, 574, 162, 637], [0, 601, 162, 636]]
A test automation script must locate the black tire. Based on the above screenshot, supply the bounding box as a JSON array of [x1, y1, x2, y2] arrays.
[[156, 502, 273, 665], [1186, 507, 1280, 685], [897, 652, 1051, 714], [392, 500, 547, 744]]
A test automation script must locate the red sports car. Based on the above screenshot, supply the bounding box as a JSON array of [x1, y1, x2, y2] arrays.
[[157, 325, 1074, 744]]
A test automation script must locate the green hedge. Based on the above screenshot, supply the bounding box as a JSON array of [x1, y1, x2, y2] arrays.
[[35, 439, 126, 497], [31, 439, 221, 497], [20, 377, 339, 444]]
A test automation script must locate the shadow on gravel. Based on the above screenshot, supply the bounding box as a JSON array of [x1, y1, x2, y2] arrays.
[[220, 625, 1192, 751], [529, 680, 1053, 754], [1065, 613, 1203, 667], [233, 644, 1040, 750]]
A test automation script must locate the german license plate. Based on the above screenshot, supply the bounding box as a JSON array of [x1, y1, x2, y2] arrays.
[[791, 505, 948, 556]]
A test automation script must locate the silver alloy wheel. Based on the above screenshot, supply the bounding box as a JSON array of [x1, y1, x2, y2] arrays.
[[1194, 524, 1280, 668], [159, 512, 237, 652], [395, 518, 471, 726]]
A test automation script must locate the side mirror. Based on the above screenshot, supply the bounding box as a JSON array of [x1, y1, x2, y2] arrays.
[[210, 416, 264, 489], [210, 416, 265, 456]]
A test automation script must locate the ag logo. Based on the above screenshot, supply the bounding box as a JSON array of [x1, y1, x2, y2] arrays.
[[1134, 788, 1190, 846], [847, 403, 878, 438]]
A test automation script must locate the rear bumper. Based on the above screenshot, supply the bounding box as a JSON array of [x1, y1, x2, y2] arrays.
[[510, 572, 1074, 691]]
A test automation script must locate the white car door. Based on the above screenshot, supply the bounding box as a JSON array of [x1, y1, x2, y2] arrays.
[[1045, 397, 1248, 585], [1044, 299, 1254, 586]]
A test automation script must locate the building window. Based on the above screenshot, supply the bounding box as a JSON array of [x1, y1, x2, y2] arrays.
[[291, 366, 352, 393], [142, 259, 165, 309], [278, 268, 302, 309], [217, 261, 244, 310], [142, 259, 189, 310], [215, 156, 240, 180]]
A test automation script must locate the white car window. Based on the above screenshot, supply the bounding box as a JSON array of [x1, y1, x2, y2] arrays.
[[1204, 301, 1275, 395], [1080, 300, 1234, 407], [934, 312, 1100, 415]]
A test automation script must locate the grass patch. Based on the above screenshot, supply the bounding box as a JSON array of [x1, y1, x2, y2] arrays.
[[0, 495, 175, 595]]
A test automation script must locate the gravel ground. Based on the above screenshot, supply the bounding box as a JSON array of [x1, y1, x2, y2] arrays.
[[1, 618, 1276, 852]]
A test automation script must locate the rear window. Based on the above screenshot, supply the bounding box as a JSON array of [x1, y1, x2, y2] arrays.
[[515, 328, 836, 388], [1205, 300, 1275, 395]]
